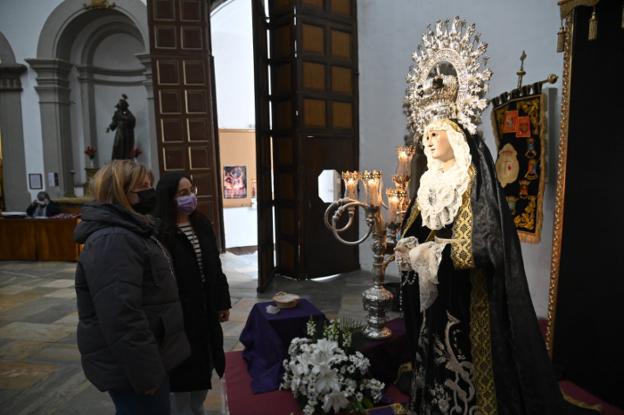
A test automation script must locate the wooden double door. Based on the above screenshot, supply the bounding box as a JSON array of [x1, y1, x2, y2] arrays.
[[148, 0, 360, 291]]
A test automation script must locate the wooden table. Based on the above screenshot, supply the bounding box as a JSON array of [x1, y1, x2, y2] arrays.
[[0, 217, 81, 261]]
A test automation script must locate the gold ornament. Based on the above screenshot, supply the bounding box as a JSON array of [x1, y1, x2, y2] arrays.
[[557, 20, 566, 53], [588, 6, 598, 41], [495, 143, 519, 188]]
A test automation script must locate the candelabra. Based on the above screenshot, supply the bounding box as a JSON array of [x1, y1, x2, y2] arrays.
[[324, 146, 416, 339]]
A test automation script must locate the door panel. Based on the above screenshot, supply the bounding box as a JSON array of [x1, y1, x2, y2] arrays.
[[254, 0, 359, 281], [253, 0, 276, 291], [303, 136, 358, 277], [295, 0, 359, 277], [148, 0, 224, 249]]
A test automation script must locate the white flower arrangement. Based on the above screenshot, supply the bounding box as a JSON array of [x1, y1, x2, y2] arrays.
[[280, 318, 385, 414]]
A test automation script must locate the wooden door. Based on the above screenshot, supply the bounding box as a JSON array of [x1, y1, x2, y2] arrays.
[[254, 0, 360, 281], [148, 0, 224, 249], [296, 0, 360, 278], [252, 0, 276, 292]]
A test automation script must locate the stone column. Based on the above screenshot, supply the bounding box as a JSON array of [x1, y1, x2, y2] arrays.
[[76, 65, 97, 183], [135, 52, 159, 179], [0, 63, 30, 210], [25, 58, 75, 198]]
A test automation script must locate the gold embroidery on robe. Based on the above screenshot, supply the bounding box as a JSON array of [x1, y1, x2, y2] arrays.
[[402, 203, 420, 236], [451, 165, 476, 269], [469, 269, 498, 415]]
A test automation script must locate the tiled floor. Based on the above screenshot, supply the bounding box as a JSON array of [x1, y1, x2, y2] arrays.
[[0, 254, 401, 414]]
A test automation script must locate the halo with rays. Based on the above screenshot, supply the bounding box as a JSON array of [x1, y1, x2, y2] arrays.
[[404, 17, 492, 140]]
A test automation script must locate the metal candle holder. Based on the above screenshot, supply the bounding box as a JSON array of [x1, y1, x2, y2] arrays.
[[323, 146, 415, 339]]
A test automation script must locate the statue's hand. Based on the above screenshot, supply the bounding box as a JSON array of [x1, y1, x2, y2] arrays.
[[395, 236, 418, 272]]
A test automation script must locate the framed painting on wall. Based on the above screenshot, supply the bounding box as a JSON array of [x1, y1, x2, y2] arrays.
[[223, 165, 247, 199], [28, 173, 43, 190]]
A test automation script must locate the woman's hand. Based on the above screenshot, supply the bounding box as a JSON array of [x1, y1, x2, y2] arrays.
[[218, 309, 230, 322]]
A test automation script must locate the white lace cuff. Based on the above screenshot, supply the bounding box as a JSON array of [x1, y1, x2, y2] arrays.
[[395, 237, 419, 272], [408, 240, 449, 312]]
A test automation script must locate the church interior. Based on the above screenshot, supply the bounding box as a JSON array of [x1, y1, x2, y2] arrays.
[[0, 0, 622, 414]]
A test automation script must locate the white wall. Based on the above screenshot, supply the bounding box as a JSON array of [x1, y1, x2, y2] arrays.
[[93, 33, 144, 69], [211, 0, 258, 248], [358, 0, 562, 317], [223, 205, 258, 248], [0, 0, 64, 200], [211, 0, 255, 129]]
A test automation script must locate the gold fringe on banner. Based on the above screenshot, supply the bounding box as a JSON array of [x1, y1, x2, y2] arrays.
[[557, 20, 566, 52], [588, 6, 598, 40]]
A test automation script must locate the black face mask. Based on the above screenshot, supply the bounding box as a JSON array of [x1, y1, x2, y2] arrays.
[[132, 188, 156, 214]]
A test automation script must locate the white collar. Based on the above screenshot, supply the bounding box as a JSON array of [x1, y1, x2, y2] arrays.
[[416, 162, 470, 230]]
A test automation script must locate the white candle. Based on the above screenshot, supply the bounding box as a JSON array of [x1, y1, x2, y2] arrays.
[[346, 178, 357, 199], [368, 180, 379, 206], [395, 146, 416, 177], [387, 188, 399, 223], [342, 171, 360, 200], [397, 150, 409, 176]]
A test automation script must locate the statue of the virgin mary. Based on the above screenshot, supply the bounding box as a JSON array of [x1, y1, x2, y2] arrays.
[[397, 17, 597, 415]]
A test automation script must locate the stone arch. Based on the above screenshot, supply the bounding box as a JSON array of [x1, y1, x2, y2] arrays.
[[26, 0, 155, 197], [68, 14, 147, 181], [78, 19, 143, 66], [37, 0, 148, 60], [210, 0, 234, 14], [0, 31, 30, 210], [0, 32, 17, 64]]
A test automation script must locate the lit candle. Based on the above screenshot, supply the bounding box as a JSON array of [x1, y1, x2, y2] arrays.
[[395, 145, 416, 177], [341, 171, 360, 200], [386, 188, 399, 223], [362, 170, 382, 207], [397, 150, 409, 176], [368, 181, 378, 206]]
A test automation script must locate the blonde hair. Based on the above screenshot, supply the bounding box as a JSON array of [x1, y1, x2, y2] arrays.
[[91, 160, 152, 211]]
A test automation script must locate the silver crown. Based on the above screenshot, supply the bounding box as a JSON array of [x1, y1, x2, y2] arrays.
[[404, 17, 492, 139], [417, 73, 459, 121]]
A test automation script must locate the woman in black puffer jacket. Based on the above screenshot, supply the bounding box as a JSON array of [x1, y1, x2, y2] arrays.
[[74, 160, 190, 415]]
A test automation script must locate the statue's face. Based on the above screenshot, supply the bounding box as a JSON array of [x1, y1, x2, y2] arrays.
[[424, 129, 454, 162]]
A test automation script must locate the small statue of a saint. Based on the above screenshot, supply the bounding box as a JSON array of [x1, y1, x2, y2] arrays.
[[107, 94, 136, 160]]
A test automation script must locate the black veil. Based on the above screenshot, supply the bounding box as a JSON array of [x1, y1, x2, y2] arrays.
[[469, 131, 594, 414]]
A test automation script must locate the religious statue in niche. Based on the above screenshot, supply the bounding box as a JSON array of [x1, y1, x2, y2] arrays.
[[106, 94, 136, 160]]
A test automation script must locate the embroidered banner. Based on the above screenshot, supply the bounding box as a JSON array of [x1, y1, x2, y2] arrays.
[[492, 93, 545, 243]]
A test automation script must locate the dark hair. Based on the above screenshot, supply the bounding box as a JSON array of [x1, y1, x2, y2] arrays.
[[153, 172, 201, 248], [37, 191, 50, 201]]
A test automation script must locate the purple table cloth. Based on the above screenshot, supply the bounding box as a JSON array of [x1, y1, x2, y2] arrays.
[[358, 318, 411, 386], [239, 299, 326, 393]]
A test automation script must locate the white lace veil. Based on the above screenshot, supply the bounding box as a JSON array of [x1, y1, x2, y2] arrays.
[[416, 119, 472, 230]]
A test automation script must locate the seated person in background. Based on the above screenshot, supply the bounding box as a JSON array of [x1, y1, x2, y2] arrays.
[[26, 191, 61, 217]]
